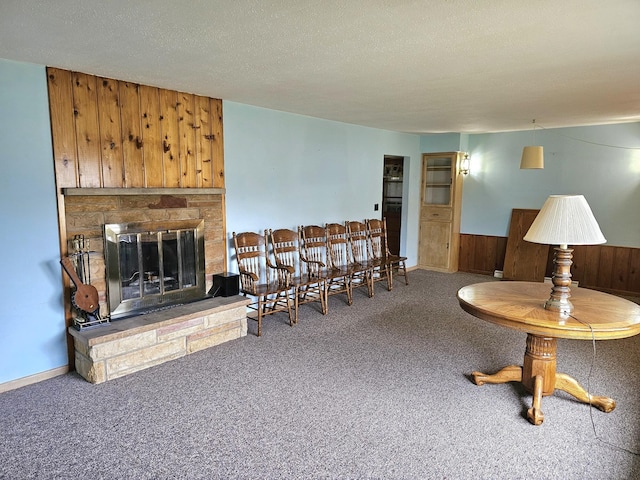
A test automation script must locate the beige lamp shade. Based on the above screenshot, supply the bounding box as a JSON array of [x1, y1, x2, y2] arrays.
[[520, 146, 544, 169], [524, 195, 606, 247]]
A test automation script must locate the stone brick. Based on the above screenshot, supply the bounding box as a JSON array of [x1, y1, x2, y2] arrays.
[[90, 330, 157, 360], [65, 196, 119, 212], [156, 317, 204, 342], [105, 338, 186, 376], [75, 352, 106, 384], [73, 337, 89, 357], [166, 208, 201, 221], [118, 195, 161, 209], [107, 351, 186, 381], [66, 212, 105, 230], [204, 306, 246, 328], [186, 194, 222, 205], [187, 324, 243, 354]]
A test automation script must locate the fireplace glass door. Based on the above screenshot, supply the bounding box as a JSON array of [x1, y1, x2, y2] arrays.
[[105, 220, 206, 319]]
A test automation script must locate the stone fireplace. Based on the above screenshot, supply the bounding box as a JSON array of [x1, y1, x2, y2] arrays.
[[61, 188, 248, 383], [62, 189, 227, 314]]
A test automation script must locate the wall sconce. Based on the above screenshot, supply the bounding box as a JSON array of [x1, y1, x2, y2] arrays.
[[460, 153, 470, 175], [520, 120, 544, 169]]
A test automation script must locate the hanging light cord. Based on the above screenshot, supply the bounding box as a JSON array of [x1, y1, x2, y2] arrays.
[[535, 123, 640, 150], [567, 313, 640, 456]]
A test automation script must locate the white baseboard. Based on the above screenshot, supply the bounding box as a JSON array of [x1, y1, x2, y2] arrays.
[[0, 365, 69, 394]]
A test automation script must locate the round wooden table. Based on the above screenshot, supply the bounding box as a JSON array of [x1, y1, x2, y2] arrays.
[[457, 281, 640, 425]]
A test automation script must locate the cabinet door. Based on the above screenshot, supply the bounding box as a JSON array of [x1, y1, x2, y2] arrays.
[[423, 155, 453, 206], [419, 220, 451, 270]]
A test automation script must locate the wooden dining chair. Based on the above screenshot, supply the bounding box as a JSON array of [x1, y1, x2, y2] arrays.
[[345, 220, 375, 298], [363, 218, 392, 291], [326, 222, 368, 305], [366, 218, 409, 289], [232, 231, 294, 336], [268, 228, 327, 322], [299, 224, 342, 312]]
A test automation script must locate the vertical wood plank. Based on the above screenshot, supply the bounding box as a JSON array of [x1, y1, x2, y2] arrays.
[[503, 209, 549, 281], [72, 72, 102, 187], [628, 248, 640, 294], [96, 77, 124, 187], [571, 245, 587, 285], [597, 246, 615, 290], [475, 236, 490, 273], [611, 247, 630, 292], [159, 89, 181, 187], [178, 92, 197, 187], [47, 68, 78, 367], [495, 237, 507, 271], [458, 234, 474, 272], [211, 98, 225, 188], [194, 95, 213, 187], [118, 81, 145, 187], [46, 67, 78, 189], [139, 85, 163, 187], [579, 245, 601, 288]]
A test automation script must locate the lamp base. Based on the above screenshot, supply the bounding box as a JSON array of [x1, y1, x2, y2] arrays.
[[544, 247, 574, 315], [544, 297, 573, 314]]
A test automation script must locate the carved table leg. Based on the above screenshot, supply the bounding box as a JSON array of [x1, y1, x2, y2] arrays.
[[527, 375, 545, 425], [555, 373, 616, 412], [472, 365, 522, 385], [521, 335, 557, 424]]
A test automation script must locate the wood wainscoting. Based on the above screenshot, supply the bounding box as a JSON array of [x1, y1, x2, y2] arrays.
[[458, 234, 508, 276], [459, 234, 640, 297]]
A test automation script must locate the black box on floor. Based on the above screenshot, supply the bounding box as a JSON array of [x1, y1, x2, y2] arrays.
[[210, 272, 240, 297]]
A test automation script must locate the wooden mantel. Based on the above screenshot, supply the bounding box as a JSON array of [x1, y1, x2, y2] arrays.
[[62, 187, 225, 196]]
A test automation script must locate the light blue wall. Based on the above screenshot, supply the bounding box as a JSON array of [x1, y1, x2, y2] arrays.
[[0, 59, 66, 384], [223, 101, 423, 269], [420, 133, 463, 153], [459, 123, 640, 247]]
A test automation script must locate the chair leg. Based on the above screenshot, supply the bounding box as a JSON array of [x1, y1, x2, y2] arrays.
[[257, 296, 264, 337], [402, 261, 409, 285], [286, 288, 294, 327], [293, 287, 299, 325], [386, 264, 393, 291], [321, 280, 328, 315]]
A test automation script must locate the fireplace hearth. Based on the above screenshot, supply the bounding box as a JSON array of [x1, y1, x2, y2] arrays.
[[104, 219, 207, 320]]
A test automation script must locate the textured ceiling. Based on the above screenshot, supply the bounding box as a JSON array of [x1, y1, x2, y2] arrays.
[[1, 0, 639, 133]]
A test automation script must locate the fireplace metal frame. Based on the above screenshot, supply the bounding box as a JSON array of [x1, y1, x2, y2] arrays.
[[104, 219, 206, 319]]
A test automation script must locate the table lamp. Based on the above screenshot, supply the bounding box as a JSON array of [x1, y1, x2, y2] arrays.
[[523, 195, 606, 314]]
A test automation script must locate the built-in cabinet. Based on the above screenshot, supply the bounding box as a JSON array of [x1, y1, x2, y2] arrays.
[[418, 152, 464, 272]]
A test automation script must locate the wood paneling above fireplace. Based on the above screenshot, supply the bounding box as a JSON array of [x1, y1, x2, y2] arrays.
[[47, 68, 224, 189]]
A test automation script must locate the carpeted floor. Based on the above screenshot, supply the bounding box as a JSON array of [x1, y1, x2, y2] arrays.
[[1, 270, 639, 479]]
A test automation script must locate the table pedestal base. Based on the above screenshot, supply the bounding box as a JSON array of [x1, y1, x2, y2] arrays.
[[471, 334, 616, 425]]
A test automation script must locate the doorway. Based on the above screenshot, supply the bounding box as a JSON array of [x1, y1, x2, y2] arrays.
[[382, 155, 404, 255]]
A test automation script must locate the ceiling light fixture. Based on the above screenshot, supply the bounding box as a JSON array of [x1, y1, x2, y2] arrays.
[[520, 120, 544, 169]]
